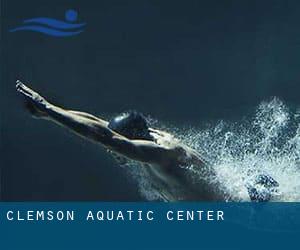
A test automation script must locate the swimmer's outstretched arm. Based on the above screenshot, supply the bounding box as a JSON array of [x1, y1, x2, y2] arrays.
[[16, 81, 176, 165]]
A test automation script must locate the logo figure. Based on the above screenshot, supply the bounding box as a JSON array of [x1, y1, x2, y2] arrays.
[[9, 9, 85, 37]]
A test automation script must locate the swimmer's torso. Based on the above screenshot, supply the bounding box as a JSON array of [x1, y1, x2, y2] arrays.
[[144, 129, 225, 201], [144, 160, 225, 201]]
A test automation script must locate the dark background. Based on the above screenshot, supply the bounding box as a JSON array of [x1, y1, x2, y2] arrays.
[[1, 0, 300, 200]]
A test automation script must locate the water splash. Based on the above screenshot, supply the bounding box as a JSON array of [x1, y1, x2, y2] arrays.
[[124, 98, 300, 201]]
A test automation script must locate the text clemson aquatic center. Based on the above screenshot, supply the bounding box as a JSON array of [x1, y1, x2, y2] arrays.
[[6, 210, 224, 222]]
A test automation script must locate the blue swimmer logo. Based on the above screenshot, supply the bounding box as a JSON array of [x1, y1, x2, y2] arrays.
[[9, 9, 85, 37]]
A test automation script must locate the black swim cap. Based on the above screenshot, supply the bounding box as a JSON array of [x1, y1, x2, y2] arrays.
[[108, 111, 153, 140]]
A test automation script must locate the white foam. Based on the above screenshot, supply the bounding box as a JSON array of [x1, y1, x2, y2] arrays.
[[125, 98, 300, 201]]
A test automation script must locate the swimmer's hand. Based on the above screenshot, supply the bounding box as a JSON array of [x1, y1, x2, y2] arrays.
[[16, 80, 49, 118]]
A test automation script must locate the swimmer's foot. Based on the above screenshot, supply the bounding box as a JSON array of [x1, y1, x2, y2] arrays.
[[16, 80, 49, 118], [246, 174, 279, 202]]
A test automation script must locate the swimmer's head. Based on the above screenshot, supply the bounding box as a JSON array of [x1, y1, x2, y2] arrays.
[[108, 111, 153, 141]]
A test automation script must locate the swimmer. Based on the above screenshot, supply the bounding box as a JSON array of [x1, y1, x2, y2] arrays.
[[16, 80, 278, 201]]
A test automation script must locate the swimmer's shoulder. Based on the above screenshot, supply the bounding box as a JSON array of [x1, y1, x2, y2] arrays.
[[167, 143, 206, 167]]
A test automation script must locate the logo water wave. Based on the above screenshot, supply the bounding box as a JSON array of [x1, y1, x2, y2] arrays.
[[9, 9, 85, 37]]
